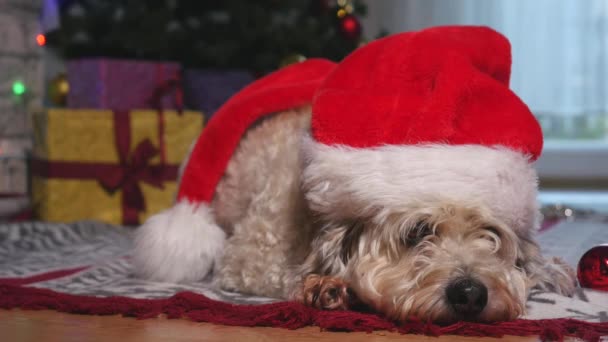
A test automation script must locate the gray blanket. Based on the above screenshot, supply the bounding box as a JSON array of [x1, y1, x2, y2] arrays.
[[0, 219, 606, 322]]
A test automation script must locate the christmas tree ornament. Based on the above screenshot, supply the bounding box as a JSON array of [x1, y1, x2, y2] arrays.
[[48, 73, 69, 106], [578, 245, 608, 291], [12, 81, 26, 96], [279, 54, 307, 68], [338, 14, 361, 40], [335, 0, 354, 17]]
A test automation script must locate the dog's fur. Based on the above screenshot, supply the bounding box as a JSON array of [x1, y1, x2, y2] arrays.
[[135, 105, 576, 323]]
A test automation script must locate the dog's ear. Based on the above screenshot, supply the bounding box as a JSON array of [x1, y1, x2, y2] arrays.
[[340, 220, 365, 264], [517, 233, 577, 296], [298, 221, 364, 278]]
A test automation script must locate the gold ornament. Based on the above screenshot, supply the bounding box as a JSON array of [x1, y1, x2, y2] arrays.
[[48, 73, 69, 106], [279, 54, 307, 68], [336, 0, 353, 17]]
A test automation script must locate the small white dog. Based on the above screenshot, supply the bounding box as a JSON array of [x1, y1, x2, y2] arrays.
[[133, 26, 576, 323]]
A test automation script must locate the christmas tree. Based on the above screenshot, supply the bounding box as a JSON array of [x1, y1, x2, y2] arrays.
[[46, 0, 369, 73]]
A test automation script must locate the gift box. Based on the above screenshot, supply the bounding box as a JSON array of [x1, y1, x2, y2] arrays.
[[31, 109, 203, 225], [183, 69, 254, 118], [67, 59, 182, 110]]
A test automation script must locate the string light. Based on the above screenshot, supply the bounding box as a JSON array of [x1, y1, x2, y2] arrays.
[[36, 34, 46, 46], [12, 81, 26, 96]]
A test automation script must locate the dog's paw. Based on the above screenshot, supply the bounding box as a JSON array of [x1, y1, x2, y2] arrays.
[[548, 256, 577, 297], [532, 256, 577, 297], [298, 274, 357, 310]]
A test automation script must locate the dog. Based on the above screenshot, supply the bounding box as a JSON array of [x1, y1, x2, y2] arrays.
[[133, 26, 577, 324]]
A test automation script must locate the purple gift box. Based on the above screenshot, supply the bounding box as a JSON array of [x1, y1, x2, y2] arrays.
[[183, 69, 254, 118], [67, 58, 182, 110]]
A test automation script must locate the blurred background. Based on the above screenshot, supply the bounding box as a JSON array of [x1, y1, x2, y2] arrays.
[[1, 0, 606, 223]]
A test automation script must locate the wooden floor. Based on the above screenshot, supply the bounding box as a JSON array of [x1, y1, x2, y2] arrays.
[[0, 309, 552, 342]]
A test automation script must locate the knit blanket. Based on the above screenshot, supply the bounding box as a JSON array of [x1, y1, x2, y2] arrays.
[[1, 220, 607, 341]]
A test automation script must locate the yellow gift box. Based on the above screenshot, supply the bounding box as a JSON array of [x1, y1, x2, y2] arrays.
[[32, 109, 203, 225]]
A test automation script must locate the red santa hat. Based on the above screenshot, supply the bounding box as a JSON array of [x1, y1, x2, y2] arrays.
[[134, 26, 543, 283], [302, 25, 542, 237]]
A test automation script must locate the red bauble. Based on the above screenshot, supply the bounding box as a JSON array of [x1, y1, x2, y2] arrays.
[[577, 245, 608, 291], [339, 14, 361, 40]]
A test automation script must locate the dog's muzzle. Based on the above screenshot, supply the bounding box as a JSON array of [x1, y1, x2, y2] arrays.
[[446, 277, 488, 318]]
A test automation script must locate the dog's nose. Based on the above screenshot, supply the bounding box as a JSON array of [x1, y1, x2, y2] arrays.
[[446, 278, 488, 316]]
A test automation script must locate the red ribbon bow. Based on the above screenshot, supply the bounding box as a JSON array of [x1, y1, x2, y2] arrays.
[[97, 138, 165, 223], [100, 112, 175, 225]]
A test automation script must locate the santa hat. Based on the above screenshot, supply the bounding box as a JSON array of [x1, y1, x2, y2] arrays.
[[133, 26, 543, 283], [303, 25, 543, 236]]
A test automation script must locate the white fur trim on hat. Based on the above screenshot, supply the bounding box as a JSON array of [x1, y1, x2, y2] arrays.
[[132, 201, 226, 283], [301, 136, 540, 235]]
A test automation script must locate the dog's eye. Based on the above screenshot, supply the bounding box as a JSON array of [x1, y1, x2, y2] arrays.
[[403, 221, 432, 247]]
